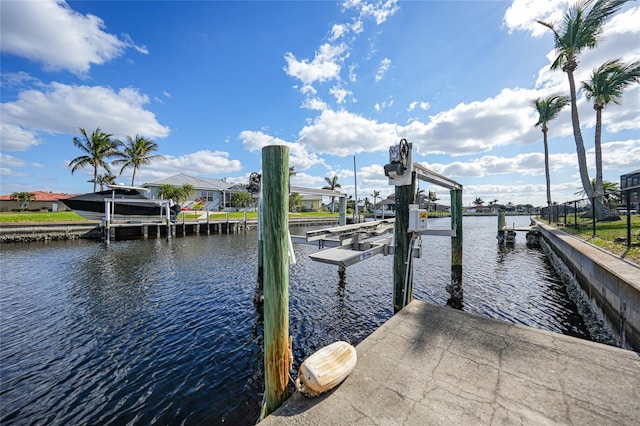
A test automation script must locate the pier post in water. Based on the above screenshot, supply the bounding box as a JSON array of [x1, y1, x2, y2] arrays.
[[497, 211, 506, 244], [392, 172, 416, 314], [447, 189, 464, 309], [259, 145, 291, 420]]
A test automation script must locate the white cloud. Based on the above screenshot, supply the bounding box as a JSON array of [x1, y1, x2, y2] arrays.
[[0, 153, 45, 178], [593, 139, 640, 169], [130, 150, 242, 184], [294, 87, 575, 158], [503, 0, 569, 37], [375, 58, 391, 82], [422, 151, 576, 179], [329, 23, 347, 42], [238, 130, 326, 171], [297, 109, 398, 156], [348, 64, 358, 82], [0, 0, 147, 75], [407, 101, 430, 112], [0, 123, 43, 152], [283, 43, 349, 86], [301, 97, 329, 111], [346, 0, 399, 26], [329, 85, 352, 104], [1, 82, 170, 151], [375, 96, 393, 111], [405, 88, 555, 156]]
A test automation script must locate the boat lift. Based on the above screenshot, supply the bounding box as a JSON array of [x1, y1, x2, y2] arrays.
[[103, 184, 173, 242], [291, 139, 463, 282]]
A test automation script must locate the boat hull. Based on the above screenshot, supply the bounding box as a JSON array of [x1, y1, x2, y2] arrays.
[[62, 189, 169, 222]]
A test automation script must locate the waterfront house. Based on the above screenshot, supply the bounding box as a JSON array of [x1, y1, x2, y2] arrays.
[[372, 195, 396, 216], [464, 205, 493, 214], [299, 193, 323, 212], [620, 169, 640, 213], [143, 173, 249, 211], [0, 191, 74, 212]]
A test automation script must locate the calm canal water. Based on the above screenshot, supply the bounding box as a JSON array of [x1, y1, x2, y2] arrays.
[[0, 216, 612, 424]]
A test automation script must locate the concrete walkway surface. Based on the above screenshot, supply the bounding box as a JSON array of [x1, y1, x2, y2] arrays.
[[261, 301, 640, 425]]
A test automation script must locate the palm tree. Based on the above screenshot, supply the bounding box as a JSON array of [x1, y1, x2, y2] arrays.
[[533, 93, 570, 223], [472, 197, 484, 207], [582, 59, 640, 215], [538, 0, 628, 211], [322, 175, 341, 212], [371, 190, 380, 213], [10, 192, 35, 210], [90, 173, 117, 191], [112, 135, 164, 186], [289, 166, 297, 177], [289, 192, 303, 212], [158, 184, 195, 205], [69, 128, 121, 192], [363, 196, 371, 212]]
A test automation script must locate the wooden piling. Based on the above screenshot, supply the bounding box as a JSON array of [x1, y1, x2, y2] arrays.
[[392, 172, 416, 314], [448, 189, 463, 309], [497, 211, 505, 244], [259, 145, 291, 420], [338, 196, 347, 226]]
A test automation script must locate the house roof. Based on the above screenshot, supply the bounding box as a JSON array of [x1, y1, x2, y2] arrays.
[[144, 173, 236, 191], [621, 169, 640, 177], [0, 191, 76, 201]]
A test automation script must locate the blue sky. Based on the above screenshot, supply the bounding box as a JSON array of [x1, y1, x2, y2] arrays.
[[1, 0, 639, 207]]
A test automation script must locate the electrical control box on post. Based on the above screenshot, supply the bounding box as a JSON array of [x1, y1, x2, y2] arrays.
[[408, 204, 428, 232]]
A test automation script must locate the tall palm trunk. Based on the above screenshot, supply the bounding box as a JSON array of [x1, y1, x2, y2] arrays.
[[566, 67, 607, 219], [543, 128, 552, 222], [594, 106, 604, 198], [93, 164, 98, 192], [566, 68, 594, 199]]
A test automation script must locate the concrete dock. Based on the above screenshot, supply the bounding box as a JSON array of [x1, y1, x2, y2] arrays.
[[262, 301, 640, 425]]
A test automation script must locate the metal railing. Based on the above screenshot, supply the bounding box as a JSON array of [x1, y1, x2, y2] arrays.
[[540, 186, 639, 248]]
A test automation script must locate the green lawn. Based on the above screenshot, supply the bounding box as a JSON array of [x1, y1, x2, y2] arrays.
[[547, 214, 640, 264], [0, 210, 340, 223], [0, 211, 88, 222]]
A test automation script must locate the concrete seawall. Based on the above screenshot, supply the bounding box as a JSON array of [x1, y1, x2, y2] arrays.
[[536, 221, 640, 351], [0, 222, 102, 243], [0, 218, 340, 243]]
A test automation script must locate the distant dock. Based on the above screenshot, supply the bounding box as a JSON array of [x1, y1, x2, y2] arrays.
[[262, 301, 640, 425], [0, 217, 340, 243]]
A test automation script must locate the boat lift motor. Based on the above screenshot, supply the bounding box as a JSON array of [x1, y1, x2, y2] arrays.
[[384, 138, 413, 187]]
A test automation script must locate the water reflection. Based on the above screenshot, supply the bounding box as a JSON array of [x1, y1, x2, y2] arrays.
[[0, 217, 613, 425]]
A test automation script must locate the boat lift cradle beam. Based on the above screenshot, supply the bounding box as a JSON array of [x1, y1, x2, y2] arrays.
[[103, 198, 173, 242], [413, 162, 462, 192]]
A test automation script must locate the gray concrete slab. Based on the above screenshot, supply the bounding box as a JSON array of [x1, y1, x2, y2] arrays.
[[261, 301, 640, 425]]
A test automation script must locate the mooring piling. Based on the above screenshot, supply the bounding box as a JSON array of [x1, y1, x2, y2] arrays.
[[448, 189, 464, 309], [259, 145, 292, 420], [392, 172, 416, 313]]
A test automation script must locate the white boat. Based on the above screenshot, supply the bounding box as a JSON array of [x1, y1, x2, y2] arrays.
[[62, 185, 178, 222]]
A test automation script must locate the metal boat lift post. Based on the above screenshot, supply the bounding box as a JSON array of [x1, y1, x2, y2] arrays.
[[384, 139, 463, 313]]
